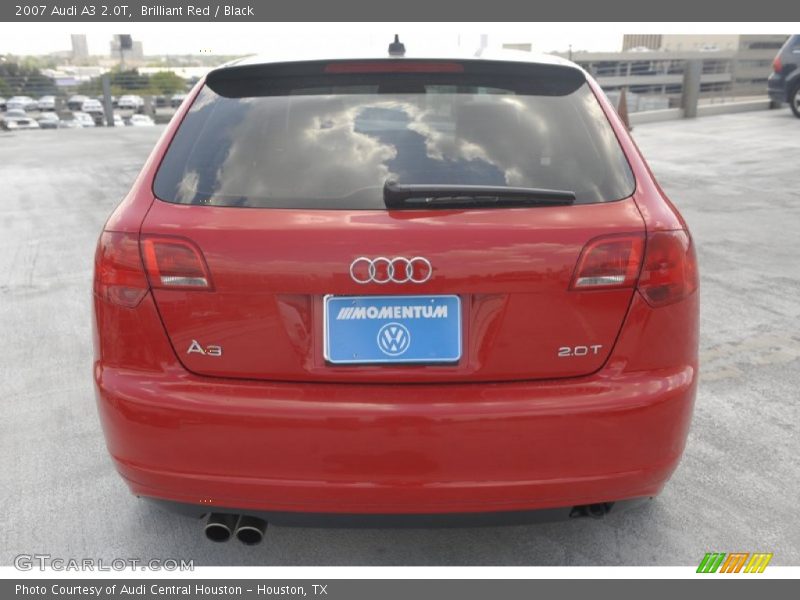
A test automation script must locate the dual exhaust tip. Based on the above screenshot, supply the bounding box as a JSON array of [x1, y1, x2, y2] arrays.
[[204, 513, 267, 545]]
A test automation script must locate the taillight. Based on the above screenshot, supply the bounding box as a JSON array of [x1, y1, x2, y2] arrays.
[[570, 234, 645, 290], [773, 56, 782, 73], [140, 236, 212, 290], [94, 232, 149, 308], [637, 230, 698, 307]]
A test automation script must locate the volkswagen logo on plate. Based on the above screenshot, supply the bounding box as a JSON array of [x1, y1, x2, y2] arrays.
[[350, 256, 432, 284], [377, 322, 411, 356]]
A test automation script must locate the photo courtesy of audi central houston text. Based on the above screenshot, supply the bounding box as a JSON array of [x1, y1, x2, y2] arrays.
[[91, 39, 699, 544]]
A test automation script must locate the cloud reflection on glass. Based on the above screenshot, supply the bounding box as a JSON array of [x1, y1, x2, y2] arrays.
[[157, 83, 634, 209]]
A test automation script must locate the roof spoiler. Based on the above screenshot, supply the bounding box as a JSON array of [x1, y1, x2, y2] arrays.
[[206, 59, 586, 99]]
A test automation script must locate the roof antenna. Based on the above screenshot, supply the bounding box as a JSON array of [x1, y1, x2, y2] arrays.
[[388, 34, 406, 57]]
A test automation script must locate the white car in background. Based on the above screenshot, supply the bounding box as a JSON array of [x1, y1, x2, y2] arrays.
[[36, 112, 62, 129], [7, 96, 38, 111], [58, 116, 84, 129], [72, 112, 96, 128], [118, 95, 144, 110], [81, 98, 105, 116], [128, 114, 155, 127], [1, 109, 40, 130], [38, 95, 57, 111]]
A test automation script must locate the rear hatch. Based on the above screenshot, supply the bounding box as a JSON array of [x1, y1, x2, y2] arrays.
[[142, 58, 643, 383]]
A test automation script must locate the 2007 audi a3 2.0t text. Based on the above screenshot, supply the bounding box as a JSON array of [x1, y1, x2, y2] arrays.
[[92, 42, 699, 544]]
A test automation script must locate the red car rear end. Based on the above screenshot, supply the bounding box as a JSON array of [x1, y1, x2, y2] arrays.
[[93, 50, 698, 540]]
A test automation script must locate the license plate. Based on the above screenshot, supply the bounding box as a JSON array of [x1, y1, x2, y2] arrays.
[[324, 295, 462, 365]]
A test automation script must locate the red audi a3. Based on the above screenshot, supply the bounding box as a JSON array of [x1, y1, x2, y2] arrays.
[[93, 42, 698, 544]]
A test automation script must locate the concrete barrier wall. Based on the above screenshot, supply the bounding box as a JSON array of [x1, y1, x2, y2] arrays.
[[630, 108, 684, 125], [697, 99, 772, 117], [629, 99, 773, 125]]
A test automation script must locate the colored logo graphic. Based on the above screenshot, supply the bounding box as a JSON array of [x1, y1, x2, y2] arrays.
[[697, 552, 773, 573], [377, 322, 411, 356]]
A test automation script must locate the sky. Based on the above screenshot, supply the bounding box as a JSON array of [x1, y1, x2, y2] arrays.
[[1, 23, 625, 56], [0, 23, 793, 58]]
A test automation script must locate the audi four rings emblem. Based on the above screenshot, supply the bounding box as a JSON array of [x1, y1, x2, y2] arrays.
[[350, 257, 433, 284]]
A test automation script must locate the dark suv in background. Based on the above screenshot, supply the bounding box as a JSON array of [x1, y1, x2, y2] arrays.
[[769, 34, 800, 118]]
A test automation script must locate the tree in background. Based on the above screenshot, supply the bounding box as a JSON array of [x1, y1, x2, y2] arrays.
[[0, 61, 189, 102], [0, 61, 57, 97], [76, 69, 188, 98], [149, 71, 186, 95], [110, 68, 151, 92]]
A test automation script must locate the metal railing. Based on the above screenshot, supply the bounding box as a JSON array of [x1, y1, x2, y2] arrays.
[[569, 53, 774, 115]]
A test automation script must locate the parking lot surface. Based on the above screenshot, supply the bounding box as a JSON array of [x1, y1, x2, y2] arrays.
[[1, 110, 798, 566]]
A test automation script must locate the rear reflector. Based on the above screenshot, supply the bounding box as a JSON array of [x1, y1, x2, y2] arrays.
[[94, 232, 149, 308], [637, 230, 698, 307], [570, 234, 645, 290], [324, 61, 465, 74], [140, 236, 213, 291]]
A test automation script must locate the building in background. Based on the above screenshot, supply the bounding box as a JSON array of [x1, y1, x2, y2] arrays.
[[621, 34, 663, 51], [502, 43, 532, 52], [500, 34, 789, 111], [620, 34, 788, 96], [70, 34, 89, 62], [41, 65, 108, 87], [729, 35, 789, 96], [549, 48, 737, 110], [657, 34, 740, 52], [109, 35, 144, 64], [137, 66, 212, 80]]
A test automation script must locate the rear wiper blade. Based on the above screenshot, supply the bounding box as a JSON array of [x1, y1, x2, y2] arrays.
[[383, 180, 576, 209]]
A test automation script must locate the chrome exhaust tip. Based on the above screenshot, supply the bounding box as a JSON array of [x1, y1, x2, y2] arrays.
[[234, 515, 268, 546], [204, 513, 238, 543]]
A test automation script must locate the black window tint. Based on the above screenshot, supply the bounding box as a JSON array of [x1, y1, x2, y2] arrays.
[[154, 68, 635, 209]]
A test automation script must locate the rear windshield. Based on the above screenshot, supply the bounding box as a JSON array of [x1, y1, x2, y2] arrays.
[[154, 62, 635, 209]]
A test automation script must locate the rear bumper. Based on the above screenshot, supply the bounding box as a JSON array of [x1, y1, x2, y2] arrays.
[[146, 496, 652, 527], [767, 73, 788, 103], [96, 360, 697, 515]]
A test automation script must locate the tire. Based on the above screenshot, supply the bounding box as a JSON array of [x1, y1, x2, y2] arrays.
[[790, 83, 800, 119]]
